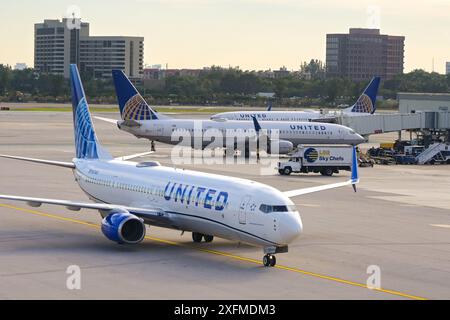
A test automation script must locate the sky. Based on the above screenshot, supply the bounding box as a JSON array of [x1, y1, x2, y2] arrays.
[[0, 0, 449, 73]]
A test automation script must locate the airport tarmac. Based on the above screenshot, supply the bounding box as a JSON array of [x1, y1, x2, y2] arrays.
[[1, 111, 449, 300]]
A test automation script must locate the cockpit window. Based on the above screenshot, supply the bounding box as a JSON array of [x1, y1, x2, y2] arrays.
[[259, 204, 297, 213]]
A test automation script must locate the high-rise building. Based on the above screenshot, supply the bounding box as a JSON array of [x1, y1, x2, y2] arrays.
[[34, 19, 143, 79], [326, 28, 404, 81], [446, 62, 450, 75], [34, 19, 89, 78], [79, 36, 143, 79]]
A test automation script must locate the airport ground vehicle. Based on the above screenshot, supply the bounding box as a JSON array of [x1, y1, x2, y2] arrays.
[[278, 145, 352, 176]]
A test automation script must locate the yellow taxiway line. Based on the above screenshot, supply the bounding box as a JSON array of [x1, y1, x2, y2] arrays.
[[0, 203, 427, 300]]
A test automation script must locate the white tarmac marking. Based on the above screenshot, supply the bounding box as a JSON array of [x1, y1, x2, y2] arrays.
[[430, 224, 450, 229]]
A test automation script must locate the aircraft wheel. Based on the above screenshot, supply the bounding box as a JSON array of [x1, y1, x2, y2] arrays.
[[204, 235, 214, 243], [269, 255, 276, 267], [192, 232, 203, 243], [263, 254, 273, 267]]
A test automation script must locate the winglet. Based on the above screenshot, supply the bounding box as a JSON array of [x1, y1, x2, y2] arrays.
[[251, 115, 262, 133], [351, 146, 359, 192]]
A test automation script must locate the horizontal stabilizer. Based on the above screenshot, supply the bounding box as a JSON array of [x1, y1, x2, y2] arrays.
[[121, 119, 142, 128], [115, 151, 154, 161], [94, 116, 119, 124]]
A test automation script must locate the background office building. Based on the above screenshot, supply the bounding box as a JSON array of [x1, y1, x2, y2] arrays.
[[326, 28, 404, 81], [446, 62, 450, 75], [34, 19, 143, 79]]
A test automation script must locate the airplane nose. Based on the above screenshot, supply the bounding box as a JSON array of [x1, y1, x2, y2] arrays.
[[280, 213, 303, 244], [355, 133, 365, 145]]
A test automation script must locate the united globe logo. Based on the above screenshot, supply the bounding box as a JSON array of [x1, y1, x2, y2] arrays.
[[352, 94, 374, 113], [123, 94, 157, 120], [304, 148, 318, 163]]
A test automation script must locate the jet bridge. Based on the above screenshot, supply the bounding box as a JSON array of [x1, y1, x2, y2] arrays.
[[336, 111, 450, 137]]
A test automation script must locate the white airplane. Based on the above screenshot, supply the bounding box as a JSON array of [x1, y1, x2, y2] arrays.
[[94, 71, 365, 156], [0, 65, 360, 267], [211, 77, 381, 122]]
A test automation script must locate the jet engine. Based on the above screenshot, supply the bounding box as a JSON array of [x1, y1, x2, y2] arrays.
[[101, 209, 146, 244], [267, 139, 294, 155]]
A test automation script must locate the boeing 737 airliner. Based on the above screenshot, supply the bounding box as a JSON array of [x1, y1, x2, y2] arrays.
[[0, 65, 359, 267], [95, 71, 365, 155], [211, 77, 381, 122]]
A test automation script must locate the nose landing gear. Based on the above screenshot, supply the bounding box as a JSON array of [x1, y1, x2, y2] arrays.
[[263, 246, 287, 267], [263, 254, 276, 267]]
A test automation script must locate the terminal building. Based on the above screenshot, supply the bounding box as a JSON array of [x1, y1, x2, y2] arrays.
[[326, 28, 405, 81], [34, 19, 143, 79], [397, 93, 450, 113]]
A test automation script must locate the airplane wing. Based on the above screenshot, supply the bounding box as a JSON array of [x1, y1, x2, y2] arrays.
[[0, 194, 172, 226], [284, 146, 359, 198]]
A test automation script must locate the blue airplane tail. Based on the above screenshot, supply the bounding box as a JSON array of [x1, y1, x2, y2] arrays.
[[70, 64, 112, 160], [112, 70, 160, 121], [346, 77, 380, 114]]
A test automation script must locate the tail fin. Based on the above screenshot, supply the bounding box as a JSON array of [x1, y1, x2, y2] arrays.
[[345, 77, 380, 114], [112, 70, 162, 121], [70, 64, 112, 160]]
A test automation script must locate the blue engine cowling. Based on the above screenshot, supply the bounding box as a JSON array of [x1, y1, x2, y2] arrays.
[[101, 209, 146, 244]]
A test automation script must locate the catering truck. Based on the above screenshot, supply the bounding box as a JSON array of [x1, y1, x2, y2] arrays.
[[278, 145, 353, 176]]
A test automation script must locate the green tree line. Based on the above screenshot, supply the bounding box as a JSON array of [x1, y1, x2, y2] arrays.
[[1, 64, 449, 107]]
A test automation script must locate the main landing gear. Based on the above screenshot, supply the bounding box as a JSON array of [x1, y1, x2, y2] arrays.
[[192, 232, 214, 243], [263, 254, 276, 267]]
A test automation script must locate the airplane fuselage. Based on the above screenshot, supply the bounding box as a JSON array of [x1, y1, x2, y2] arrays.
[[117, 119, 364, 148], [73, 158, 303, 248], [211, 111, 327, 122]]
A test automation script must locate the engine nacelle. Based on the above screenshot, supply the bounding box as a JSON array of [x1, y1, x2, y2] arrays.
[[267, 139, 294, 155], [101, 209, 146, 244]]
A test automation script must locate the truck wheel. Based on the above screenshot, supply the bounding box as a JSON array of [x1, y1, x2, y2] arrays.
[[278, 169, 285, 175], [283, 167, 292, 175], [321, 168, 333, 176]]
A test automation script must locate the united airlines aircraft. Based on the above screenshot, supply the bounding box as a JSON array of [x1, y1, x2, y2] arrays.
[[0, 65, 359, 267], [95, 71, 365, 155], [211, 77, 380, 122]]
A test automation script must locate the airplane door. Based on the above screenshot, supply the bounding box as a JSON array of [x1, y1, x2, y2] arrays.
[[156, 125, 164, 137], [238, 195, 251, 224]]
